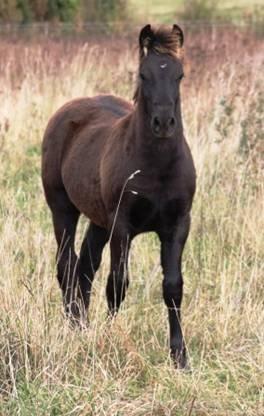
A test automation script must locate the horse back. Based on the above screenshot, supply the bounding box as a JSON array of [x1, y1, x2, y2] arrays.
[[42, 94, 132, 173]]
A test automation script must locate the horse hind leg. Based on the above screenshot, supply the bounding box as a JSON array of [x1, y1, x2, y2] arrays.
[[48, 187, 81, 322]]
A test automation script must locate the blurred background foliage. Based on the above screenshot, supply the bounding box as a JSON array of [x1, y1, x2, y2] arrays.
[[0, 0, 263, 30], [0, 0, 127, 23]]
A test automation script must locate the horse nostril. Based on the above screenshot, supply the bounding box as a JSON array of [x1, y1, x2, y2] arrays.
[[153, 116, 160, 128], [152, 116, 175, 136], [168, 117, 175, 127], [152, 116, 161, 132]]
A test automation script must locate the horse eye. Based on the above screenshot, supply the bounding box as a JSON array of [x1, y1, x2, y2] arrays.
[[140, 73, 146, 81], [175, 74, 184, 82]]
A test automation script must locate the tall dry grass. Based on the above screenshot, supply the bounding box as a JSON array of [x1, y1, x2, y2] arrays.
[[0, 29, 263, 415]]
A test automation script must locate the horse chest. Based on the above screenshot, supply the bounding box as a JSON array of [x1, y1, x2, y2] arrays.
[[128, 193, 188, 233]]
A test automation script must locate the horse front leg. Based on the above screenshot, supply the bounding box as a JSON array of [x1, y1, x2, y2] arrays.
[[159, 214, 191, 369], [78, 222, 109, 322], [106, 226, 131, 316]]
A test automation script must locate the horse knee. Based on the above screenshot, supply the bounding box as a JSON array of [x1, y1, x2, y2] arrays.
[[162, 277, 183, 308]]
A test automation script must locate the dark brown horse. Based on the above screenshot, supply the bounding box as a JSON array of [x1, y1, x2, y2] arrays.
[[42, 24, 196, 368]]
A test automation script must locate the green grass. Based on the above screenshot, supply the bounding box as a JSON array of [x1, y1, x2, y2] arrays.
[[129, 0, 264, 24], [129, 0, 183, 22]]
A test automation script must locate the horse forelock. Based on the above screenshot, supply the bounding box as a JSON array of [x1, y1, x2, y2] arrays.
[[141, 27, 184, 60]]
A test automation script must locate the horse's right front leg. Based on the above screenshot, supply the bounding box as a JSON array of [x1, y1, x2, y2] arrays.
[[51, 194, 80, 322], [106, 227, 131, 316], [78, 222, 109, 321]]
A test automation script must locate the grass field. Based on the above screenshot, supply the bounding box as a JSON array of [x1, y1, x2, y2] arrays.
[[0, 26, 263, 415], [130, 0, 264, 24]]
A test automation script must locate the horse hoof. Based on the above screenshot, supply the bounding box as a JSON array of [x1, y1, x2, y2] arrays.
[[67, 314, 88, 330], [171, 350, 190, 371], [64, 303, 88, 330]]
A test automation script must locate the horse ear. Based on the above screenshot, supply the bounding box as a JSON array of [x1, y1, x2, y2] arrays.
[[139, 24, 153, 57], [172, 24, 184, 48]]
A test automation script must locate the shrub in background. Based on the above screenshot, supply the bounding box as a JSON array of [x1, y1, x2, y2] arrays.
[[0, 0, 21, 22], [0, 0, 128, 23], [80, 0, 128, 23], [180, 0, 218, 21], [47, 0, 80, 22]]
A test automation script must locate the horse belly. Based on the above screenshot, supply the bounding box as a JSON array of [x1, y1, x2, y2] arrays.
[[62, 157, 107, 228], [65, 179, 107, 228]]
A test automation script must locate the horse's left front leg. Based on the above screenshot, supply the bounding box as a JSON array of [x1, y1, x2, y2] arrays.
[[159, 214, 191, 369], [106, 227, 131, 316]]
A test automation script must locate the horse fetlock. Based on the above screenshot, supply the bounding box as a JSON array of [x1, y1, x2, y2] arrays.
[[106, 276, 128, 314], [170, 342, 187, 369], [63, 295, 87, 325]]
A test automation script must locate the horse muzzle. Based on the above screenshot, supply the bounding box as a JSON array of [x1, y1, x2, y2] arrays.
[[151, 114, 176, 139]]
